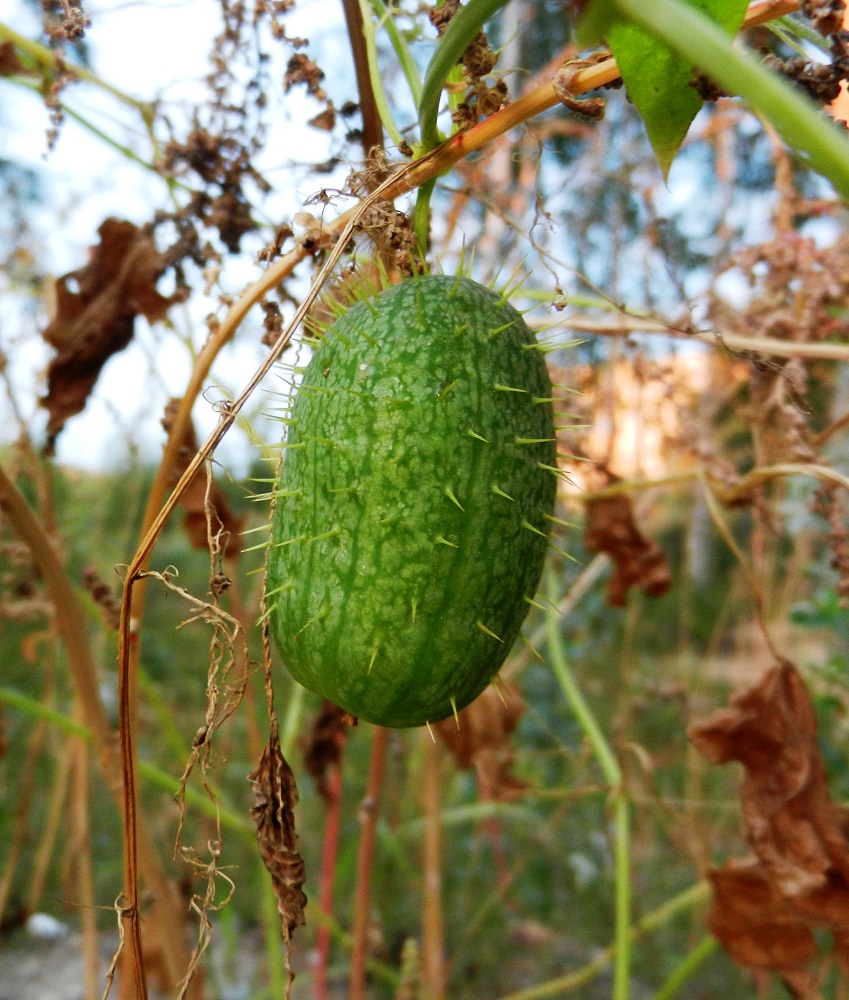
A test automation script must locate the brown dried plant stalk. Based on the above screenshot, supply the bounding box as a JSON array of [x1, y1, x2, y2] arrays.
[[0, 465, 195, 997]]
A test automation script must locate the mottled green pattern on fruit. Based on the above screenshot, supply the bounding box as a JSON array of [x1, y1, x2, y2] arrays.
[[267, 275, 557, 728]]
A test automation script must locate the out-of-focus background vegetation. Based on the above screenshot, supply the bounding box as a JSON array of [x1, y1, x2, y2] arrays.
[[2, 1, 849, 998]]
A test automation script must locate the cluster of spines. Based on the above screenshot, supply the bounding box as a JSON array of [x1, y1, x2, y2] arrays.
[[253, 259, 585, 720]]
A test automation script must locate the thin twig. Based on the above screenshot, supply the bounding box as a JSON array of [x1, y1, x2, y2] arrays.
[[349, 725, 389, 1000], [421, 730, 446, 1000], [341, 0, 385, 157], [553, 315, 849, 361]]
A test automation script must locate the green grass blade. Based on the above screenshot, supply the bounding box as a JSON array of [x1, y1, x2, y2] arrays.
[[368, 0, 423, 105], [357, 0, 405, 147]]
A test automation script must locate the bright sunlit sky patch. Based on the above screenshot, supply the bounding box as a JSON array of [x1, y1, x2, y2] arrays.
[[1, 0, 396, 473]]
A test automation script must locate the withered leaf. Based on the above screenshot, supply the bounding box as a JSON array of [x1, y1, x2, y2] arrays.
[[584, 493, 671, 607], [308, 107, 336, 132], [434, 680, 528, 801], [284, 53, 326, 100], [708, 858, 818, 973], [303, 699, 348, 802], [162, 399, 243, 558], [41, 218, 182, 449], [691, 661, 849, 985], [249, 733, 307, 942]]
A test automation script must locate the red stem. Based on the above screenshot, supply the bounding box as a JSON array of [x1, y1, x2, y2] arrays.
[[349, 726, 389, 1000], [314, 766, 344, 1000]]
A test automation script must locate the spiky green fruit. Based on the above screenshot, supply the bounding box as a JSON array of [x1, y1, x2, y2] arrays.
[[267, 275, 557, 728]]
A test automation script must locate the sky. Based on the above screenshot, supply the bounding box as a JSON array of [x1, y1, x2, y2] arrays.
[[3, 0, 843, 476], [0, 0, 370, 473]]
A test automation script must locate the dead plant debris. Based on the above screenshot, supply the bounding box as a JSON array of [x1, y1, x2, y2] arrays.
[[690, 661, 849, 993], [434, 680, 528, 802], [583, 492, 671, 607], [249, 730, 307, 991], [40, 218, 185, 452], [302, 699, 349, 802], [161, 399, 243, 558]]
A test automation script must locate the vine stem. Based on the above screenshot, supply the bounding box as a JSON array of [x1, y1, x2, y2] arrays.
[[544, 572, 631, 1000], [578, 461, 849, 503], [543, 314, 849, 362], [497, 883, 710, 1000], [653, 936, 718, 1000], [0, 22, 154, 117], [349, 725, 390, 1000], [417, 0, 511, 149]]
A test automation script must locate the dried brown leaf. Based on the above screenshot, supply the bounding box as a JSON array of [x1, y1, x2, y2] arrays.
[[249, 734, 307, 943], [434, 681, 527, 801], [691, 661, 849, 984], [161, 400, 243, 558], [308, 107, 336, 131], [583, 494, 671, 606], [708, 857, 818, 973], [284, 53, 326, 100], [41, 219, 182, 449], [302, 699, 349, 802]]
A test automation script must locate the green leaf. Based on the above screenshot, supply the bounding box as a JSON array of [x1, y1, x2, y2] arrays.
[[599, 0, 849, 199], [574, 0, 616, 46], [605, 0, 749, 177]]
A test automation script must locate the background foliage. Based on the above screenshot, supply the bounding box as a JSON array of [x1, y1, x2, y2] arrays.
[[2, 1, 849, 999]]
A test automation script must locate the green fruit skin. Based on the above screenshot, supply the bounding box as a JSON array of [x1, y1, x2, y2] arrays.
[[267, 275, 557, 728]]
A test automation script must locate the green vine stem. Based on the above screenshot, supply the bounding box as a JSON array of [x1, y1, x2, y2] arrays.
[[368, 0, 422, 105], [0, 22, 154, 119], [498, 882, 710, 1000], [417, 0, 510, 150], [12, 78, 165, 175], [0, 686, 254, 835], [260, 865, 288, 1000], [653, 936, 718, 1000], [581, 0, 849, 199], [545, 571, 632, 1000], [414, 0, 509, 262], [413, 176, 436, 261]]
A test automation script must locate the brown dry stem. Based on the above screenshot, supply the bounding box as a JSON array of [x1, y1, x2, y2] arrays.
[[340, 0, 384, 158], [0, 463, 194, 997]]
